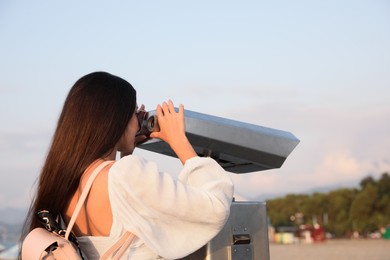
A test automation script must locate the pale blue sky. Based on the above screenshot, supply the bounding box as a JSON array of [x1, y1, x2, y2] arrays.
[[1, 0, 389, 208]]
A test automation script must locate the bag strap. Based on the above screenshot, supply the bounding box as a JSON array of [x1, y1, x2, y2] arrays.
[[100, 231, 135, 260], [65, 160, 113, 239], [64, 160, 136, 259]]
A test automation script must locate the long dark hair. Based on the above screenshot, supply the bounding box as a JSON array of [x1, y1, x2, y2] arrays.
[[21, 71, 136, 239]]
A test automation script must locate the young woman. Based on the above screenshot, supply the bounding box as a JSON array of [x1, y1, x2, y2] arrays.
[[21, 71, 234, 259]]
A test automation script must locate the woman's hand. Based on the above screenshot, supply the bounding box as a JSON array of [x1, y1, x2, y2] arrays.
[[150, 100, 185, 144], [150, 100, 196, 164]]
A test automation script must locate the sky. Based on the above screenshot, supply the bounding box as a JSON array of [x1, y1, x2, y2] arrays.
[[0, 0, 389, 209]]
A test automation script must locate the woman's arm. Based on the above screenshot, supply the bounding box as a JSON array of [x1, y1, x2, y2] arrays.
[[108, 155, 234, 259]]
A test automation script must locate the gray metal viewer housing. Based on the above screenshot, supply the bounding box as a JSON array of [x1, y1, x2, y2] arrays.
[[138, 109, 299, 173], [138, 109, 300, 260]]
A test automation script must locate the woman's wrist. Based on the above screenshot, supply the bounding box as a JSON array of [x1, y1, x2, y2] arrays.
[[170, 136, 197, 164]]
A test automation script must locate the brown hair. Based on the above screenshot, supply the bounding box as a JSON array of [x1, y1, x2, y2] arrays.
[[21, 71, 136, 238]]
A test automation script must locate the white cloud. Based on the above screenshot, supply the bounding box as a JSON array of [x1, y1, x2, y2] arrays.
[[226, 100, 390, 201]]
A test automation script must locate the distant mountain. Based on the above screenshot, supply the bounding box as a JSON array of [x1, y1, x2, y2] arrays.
[[308, 181, 360, 194], [235, 181, 361, 203], [0, 208, 28, 225], [234, 191, 285, 202]]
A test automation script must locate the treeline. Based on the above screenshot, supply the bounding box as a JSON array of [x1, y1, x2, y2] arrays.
[[266, 172, 390, 237]]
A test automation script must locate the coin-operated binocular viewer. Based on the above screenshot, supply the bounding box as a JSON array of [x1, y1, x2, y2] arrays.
[[137, 109, 300, 260]]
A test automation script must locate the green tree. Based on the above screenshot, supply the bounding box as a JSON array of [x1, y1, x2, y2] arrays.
[[266, 172, 389, 237], [326, 188, 357, 237], [267, 194, 309, 227], [303, 192, 327, 225], [360, 175, 376, 190], [376, 173, 390, 226], [377, 173, 390, 197], [350, 183, 378, 233]]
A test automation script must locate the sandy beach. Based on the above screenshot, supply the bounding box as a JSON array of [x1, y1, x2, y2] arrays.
[[269, 239, 390, 260]]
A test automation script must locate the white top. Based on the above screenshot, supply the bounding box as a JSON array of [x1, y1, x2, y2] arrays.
[[78, 155, 234, 259]]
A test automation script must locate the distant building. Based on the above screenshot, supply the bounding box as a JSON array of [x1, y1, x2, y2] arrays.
[[274, 226, 298, 244]]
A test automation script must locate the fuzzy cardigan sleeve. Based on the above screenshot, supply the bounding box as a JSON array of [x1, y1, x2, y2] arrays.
[[108, 155, 234, 259]]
